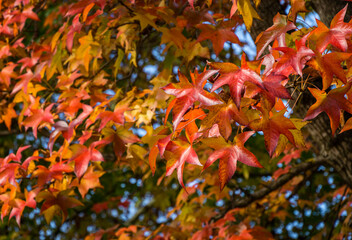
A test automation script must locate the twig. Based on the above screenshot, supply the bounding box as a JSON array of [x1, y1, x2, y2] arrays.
[[118, 0, 134, 14], [326, 186, 348, 240], [229, 156, 327, 209]]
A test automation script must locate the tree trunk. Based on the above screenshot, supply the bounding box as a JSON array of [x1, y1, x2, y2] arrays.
[[250, 0, 352, 188]]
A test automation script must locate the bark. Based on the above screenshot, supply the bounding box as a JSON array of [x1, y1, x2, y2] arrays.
[[310, 0, 351, 25], [250, 0, 352, 188]]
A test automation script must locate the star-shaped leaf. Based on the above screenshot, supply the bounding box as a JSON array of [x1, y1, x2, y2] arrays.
[[32, 162, 73, 187], [288, 0, 308, 23], [202, 132, 262, 190], [164, 138, 202, 190], [304, 83, 352, 135], [162, 70, 221, 129], [196, 24, 241, 56], [308, 4, 352, 53], [200, 98, 248, 140], [37, 189, 83, 224], [210, 55, 265, 107], [96, 104, 128, 132], [22, 103, 55, 138], [256, 13, 296, 58], [274, 34, 315, 76], [308, 52, 352, 90], [70, 166, 104, 198], [250, 108, 297, 156], [69, 140, 107, 178]]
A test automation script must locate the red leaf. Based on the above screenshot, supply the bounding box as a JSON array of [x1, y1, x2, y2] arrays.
[[197, 24, 241, 56], [0, 163, 20, 186], [288, 0, 308, 23], [32, 162, 73, 187], [250, 109, 297, 156], [96, 104, 128, 132], [308, 52, 352, 90], [200, 99, 249, 140], [70, 166, 104, 198], [305, 83, 352, 135], [4, 145, 30, 163], [0, 63, 17, 87], [255, 13, 296, 58], [308, 5, 352, 53], [164, 139, 202, 190], [37, 189, 83, 223], [11, 69, 41, 95], [22, 104, 55, 138], [69, 141, 106, 178], [162, 70, 221, 129], [9, 189, 38, 226], [202, 132, 262, 190], [273, 34, 315, 76], [210, 55, 265, 107]]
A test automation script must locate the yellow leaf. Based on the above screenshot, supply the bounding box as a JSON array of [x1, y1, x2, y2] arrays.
[[238, 0, 260, 31], [132, 11, 158, 31], [113, 49, 124, 78], [82, 3, 95, 22], [51, 32, 61, 51], [42, 205, 61, 224]]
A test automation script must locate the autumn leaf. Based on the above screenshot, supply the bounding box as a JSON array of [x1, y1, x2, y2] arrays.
[[237, 0, 260, 31], [196, 23, 241, 56], [69, 140, 107, 178], [96, 104, 128, 132], [340, 116, 352, 133], [22, 103, 55, 138], [162, 70, 221, 129], [202, 132, 262, 190], [0, 103, 17, 131], [3, 145, 30, 163], [250, 108, 297, 156], [308, 52, 352, 90], [0, 163, 21, 186], [32, 162, 73, 187], [273, 34, 315, 76], [103, 126, 140, 160], [200, 98, 248, 140], [37, 189, 83, 223], [0, 185, 16, 221], [0, 63, 17, 88], [174, 107, 206, 143], [164, 138, 202, 190], [70, 166, 104, 198], [308, 4, 352, 53], [11, 69, 41, 95], [305, 83, 352, 135], [9, 189, 38, 226], [288, 0, 308, 23], [209, 55, 265, 107], [256, 13, 296, 58]]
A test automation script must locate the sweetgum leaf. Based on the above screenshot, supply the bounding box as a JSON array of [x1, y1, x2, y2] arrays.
[[256, 13, 296, 58], [308, 5, 352, 53], [164, 139, 202, 190], [210, 55, 265, 107], [196, 24, 240, 56], [162, 70, 221, 129], [305, 83, 352, 135], [202, 132, 262, 190]]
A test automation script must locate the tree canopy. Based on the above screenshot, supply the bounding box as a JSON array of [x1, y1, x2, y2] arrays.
[[0, 0, 352, 239]]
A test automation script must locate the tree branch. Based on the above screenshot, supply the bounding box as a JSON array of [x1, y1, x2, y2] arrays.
[[230, 156, 327, 209]]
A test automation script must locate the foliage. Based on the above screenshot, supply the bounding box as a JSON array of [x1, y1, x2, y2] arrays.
[[0, 0, 351, 239]]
